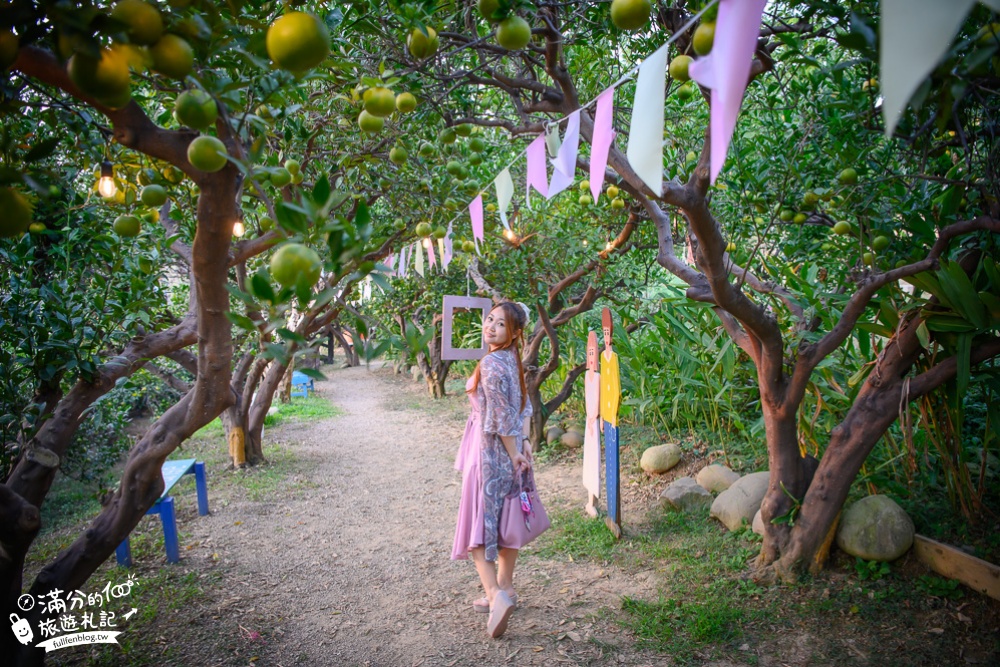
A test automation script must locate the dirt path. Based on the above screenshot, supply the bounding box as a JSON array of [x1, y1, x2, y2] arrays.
[[192, 364, 661, 667]]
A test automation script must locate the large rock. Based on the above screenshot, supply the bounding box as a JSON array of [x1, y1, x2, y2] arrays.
[[752, 508, 765, 536], [660, 477, 713, 512], [836, 495, 914, 562], [545, 426, 565, 445], [410, 366, 423, 381], [696, 464, 740, 493], [710, 471, 770, 531], [640, 443, 682, 474], [565, 424, 585, 436], [560, 430, 584, 448]]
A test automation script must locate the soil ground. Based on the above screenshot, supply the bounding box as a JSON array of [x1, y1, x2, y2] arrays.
[[40, 363, 1000, 667]]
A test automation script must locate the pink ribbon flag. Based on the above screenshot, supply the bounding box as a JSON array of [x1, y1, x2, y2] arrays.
[[442, 223, 454, 271], [589, 87, 616, 202], [688, 0, 768, 183], [525, 134, 549, 206], [427, 239, 436, 269], [469, 194, 484, 249]]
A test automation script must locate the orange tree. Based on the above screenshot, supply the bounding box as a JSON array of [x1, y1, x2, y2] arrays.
[[358, 0, 999, 577]]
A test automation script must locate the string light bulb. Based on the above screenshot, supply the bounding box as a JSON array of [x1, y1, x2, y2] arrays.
[[232, 219, 245, 237], [97, 160, 117, 199], [605, 241, 614, 251], [422, 237, 431, 248]]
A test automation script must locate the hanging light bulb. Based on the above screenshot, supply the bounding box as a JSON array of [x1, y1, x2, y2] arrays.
[[582, 239, 589, 246], [422, 237, 431, 248], [97, 160, 117, 199], [232, 219, 245, 237], [605, 241, 614, 251], [503, 228, 517, 242]]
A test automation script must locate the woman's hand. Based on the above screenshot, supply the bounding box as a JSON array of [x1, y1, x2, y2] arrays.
[[522, 438, 533, 465], [510, 451, 530, 475]]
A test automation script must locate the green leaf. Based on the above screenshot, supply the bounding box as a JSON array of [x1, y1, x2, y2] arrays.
[[955, 332, 971, 397], [298, 367, 326, 380], [937, 260, 988, 329], [276, 327, 307, 345], [313, 174, 331, 207], [24, 137, 61, 163], [249, 271, 276, 304], [916, 321, 931, 349]]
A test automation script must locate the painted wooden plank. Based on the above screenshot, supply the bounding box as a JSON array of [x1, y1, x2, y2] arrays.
[[159, 459, 195, 498], [912, 534, 1000, 601]]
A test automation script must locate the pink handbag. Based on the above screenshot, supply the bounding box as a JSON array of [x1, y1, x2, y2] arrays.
[[498, 469, 550, 549]]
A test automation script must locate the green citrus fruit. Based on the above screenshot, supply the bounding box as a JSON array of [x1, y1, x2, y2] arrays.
[[284, 159, 301, 175], [446, 160, 465, 176], [111, 0, 163, 46], [676, 81, 695, 101], [693, 22, 715, 56], [142, 208, 159, 223], [579, 180, 590, 192], [478, 0, 501, 23], [444, 198, 459, 211], [259, 215, 274, 231], [485, 203, 497, 212], [802, 191, 820, 208], [28, 222, 46, 233], [0, 30, 20, 70], [266, 12, 330, 72], [270, 243, 322, 288], [579, 194, 592, 205], [433, 225, 447, 239], [871, 235, 890, 252], [610, 0, 652, 31], [407, 26, 439, 60], [419, 142, 436, 157], [364, 86, 397, 118], [779, 209, 794, 222], [606, 185, 620, 198], [438, 127, 457, 144], [358, 110, 384, 133], [395, 91, 417, 113], [462, 240, 476, 252], [455, 123, 473, 137], [497, 16, 531, 50], [837, 167, 858, 185], [389, 146, 408, 165], [162, 165, 185, 184], [187, 135, 228, 172], [113, 214, 141, 237], [611, 197, 625, 210], [832, 220, 851, 235], [469, 153, 483, 166], [174, 89, 217, 129], [291, 172, 303, 185], [149, 34, 194, 79], [725, 241, 736, 253], [415, 221, 432, 237], [468, 137, 486, 153], [793, 213, 807, 224], [140, 184, 167, 207], [0, 188, 32, 237], [862, 251, 875, 266], [68, 47, 131, 103], [270, 167, 292, 187], [669, 55, 693, 82]]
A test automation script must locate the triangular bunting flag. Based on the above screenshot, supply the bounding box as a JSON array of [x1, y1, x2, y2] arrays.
[[469, 195, 484, 250], [494, 168, 514, 230], [398, 246, 407, 278], [548, 110, 581, 199], [688, 0, 767, 183], [525, 135, 549, 206], [626, 42, 669, 194], [590, 88, 616, 202], [427, 239, 436, 270], [443, 222, 454, 272], [438, 237, 447, 271], [415, 241, 424, 276]]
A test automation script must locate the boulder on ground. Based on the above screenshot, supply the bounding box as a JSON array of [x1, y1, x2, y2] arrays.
[[560, 430, 584, 448], [410, 366, 423, 381], [640, 443, 682, 474], [752, 508, 765, 536], [565, 423, 585, 436], [710, 471, 770, 531], [660, 477, 713, 512], [696, 464, 740, 493], [545, 426, 565, 445], [836, 495, 914, 562]]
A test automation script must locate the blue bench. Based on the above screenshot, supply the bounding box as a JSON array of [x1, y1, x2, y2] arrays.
[[291, 370, 314, 398], [116, 458, 208, 566]]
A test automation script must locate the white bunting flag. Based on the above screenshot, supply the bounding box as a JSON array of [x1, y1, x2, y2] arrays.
[[415, 241, 424, 276], [547, 110, 581, 199], [494, 168, 514, 230], [626, 43, 669, 195]]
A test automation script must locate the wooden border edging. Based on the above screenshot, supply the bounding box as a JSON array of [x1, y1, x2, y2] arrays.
[[912, 534, 1000, 601]]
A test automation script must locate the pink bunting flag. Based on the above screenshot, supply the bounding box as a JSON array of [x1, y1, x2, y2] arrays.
[[525, 135, 549, 206], [547, 110, 581, 199], [387, 253, 396, 277], [469, 194, 484, 247], [427, 239, 436, 270], [688, 0, 768, 183], [442, 223, 454, 271], [590, 88, 616, 202]]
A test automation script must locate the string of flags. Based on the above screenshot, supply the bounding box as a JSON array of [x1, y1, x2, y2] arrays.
[[387, 0, 768, 279]]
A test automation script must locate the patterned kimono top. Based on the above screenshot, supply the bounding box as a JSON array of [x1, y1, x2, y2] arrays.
[[478, 347, 532, 561]]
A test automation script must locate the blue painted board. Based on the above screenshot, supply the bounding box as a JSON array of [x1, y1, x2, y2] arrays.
[[160, 459, 195, 497]]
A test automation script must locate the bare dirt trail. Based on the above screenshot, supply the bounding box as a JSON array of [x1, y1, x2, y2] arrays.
[[196, 363, 663, 667]]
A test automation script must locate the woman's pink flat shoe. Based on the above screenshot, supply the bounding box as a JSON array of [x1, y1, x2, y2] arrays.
[[473, 592, 517, 613], [487, 590, 515, 638]]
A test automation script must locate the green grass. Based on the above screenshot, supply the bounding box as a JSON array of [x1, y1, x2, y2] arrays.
[[192, 396, 342, 439]]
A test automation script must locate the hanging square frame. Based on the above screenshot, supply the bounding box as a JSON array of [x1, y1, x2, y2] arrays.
[[441, 295, 495, 361]]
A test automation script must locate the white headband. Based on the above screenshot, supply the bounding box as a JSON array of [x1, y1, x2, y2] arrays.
[[515, 301, 531, 328]]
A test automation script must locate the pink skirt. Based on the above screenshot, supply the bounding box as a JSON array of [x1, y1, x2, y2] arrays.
[[451, 411, 485, 560]]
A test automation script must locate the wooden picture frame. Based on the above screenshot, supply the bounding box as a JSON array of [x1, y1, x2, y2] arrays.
[[441, 295, 495, 360]]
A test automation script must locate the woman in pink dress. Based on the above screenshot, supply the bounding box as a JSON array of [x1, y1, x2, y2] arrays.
[[451, 301, 532, 638]]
